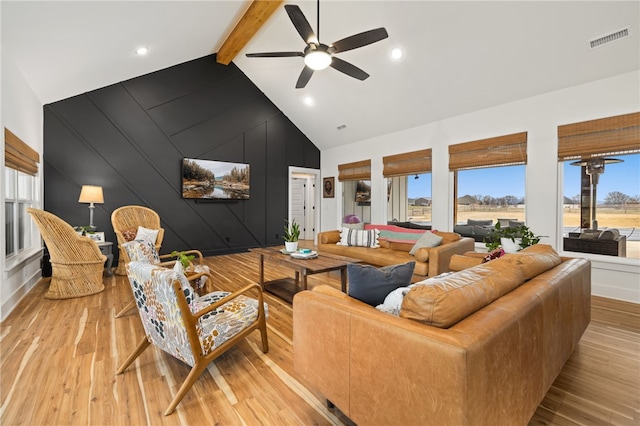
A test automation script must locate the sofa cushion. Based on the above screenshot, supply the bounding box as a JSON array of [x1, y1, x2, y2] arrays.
[[434, 231, 461, 243], [348, 262, 415, 306], [501, 244, 562, 280], [379, 239, 414, 252], [339, 228, 380, 248], [453, 224, 474, 236], [319, 230, 341, 244], [409, 231, 443, 254], [400, 257, 525, 328]]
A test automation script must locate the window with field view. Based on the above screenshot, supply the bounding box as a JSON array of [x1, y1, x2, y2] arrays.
[[454, 165, 525, 226], [562, 153, 639, 259]]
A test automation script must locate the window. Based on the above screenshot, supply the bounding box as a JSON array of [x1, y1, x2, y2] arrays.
[[383, 149, 432, 224], [339, 160, 371, 224], [449, 132, 527, 227], [5, 168, 36, 257], [4, 128, 39, 260], [558, 112, 639, 259]]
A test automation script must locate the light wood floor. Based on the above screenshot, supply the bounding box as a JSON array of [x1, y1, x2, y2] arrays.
[[1, 247, 639, 425]]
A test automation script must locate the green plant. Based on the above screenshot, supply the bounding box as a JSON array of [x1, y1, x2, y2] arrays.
[[283, 219, 300, 242], [484, 222, 544, 251], [73, 225, 94, 236], [171, 250, 195, 268]]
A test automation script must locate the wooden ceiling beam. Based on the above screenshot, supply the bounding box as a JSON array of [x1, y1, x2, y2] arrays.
[[216, 0, 283, 65]]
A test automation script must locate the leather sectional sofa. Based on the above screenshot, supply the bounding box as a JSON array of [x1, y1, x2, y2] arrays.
[[317, 227, 474, 278], [293, 245, 591, 425]]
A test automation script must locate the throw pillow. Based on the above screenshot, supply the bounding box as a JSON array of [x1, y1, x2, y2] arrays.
[[136, 226, 159, 246], [409, 231, 443, 255], [348, 261, 415, 306], [341, 222, 365, 230], [122, 240, 161, 264], [122, 228, 137, 242], [339, 228, 380, 248]]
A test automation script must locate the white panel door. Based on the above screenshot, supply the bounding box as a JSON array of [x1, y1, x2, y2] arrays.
[[291, 177, 307, 238]]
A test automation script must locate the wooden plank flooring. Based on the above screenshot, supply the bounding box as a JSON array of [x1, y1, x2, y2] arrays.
[[1, 247, 639, 425]]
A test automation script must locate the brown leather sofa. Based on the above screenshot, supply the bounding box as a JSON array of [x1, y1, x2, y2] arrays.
[[317, 229, 474, 277], [293, 245, 591, 426]]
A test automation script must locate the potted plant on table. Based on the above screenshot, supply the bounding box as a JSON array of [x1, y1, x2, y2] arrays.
[[283, 219, 300, 252], [484, 222, 544, 253]]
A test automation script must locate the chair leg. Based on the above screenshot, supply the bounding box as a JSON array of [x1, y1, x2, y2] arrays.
[[115, 300, 136, 318], [116, 336, 151, 374], [259, 318, 269, 353], [164, 362, 209, 416]]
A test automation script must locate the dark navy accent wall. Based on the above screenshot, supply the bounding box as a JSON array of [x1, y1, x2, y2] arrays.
[[44, 54, 319, 262]]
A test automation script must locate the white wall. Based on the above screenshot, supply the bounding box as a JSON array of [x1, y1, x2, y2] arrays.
[[1, 48, 45, 321], [321, 71, 640, 303]]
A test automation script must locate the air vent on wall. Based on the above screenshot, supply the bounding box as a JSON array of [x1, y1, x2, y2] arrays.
[[589, 26, 630, 49]]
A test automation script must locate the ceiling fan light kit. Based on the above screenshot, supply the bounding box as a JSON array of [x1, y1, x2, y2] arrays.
[[246, 1, 388, 88]]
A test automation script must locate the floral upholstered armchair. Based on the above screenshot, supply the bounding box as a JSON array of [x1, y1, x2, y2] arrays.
[[115, 239, 210, 318], [117, 245, 269, 415]]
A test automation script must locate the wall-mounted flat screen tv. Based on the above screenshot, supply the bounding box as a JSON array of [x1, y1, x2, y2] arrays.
[[182, 158, 250, 200]]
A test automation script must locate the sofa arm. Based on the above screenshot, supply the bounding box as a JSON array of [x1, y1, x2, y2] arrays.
[[318, 230, 341, 244], [427, 237, 475, 276], [293, 286, 474, 425]]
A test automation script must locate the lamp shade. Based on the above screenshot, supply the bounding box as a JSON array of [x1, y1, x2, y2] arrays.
[[78, 185, 104, 204]]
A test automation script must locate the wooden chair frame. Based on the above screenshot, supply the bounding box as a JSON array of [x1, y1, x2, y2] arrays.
[[116, 275, 269, 415]]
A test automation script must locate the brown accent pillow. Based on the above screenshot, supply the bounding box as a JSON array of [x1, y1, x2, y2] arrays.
[[434, 231, 461, 243], [500, 244, 562, 280], [320, 230, 341, 244], [400, 258, 525, 328], [122, 228, 137, 242], [379, 240, 414, 252], [413, 247, 430, 262]]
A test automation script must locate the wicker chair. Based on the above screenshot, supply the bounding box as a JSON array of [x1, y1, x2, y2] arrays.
[[117, 243, 268, 415], [111, 205, 165, 276], [27, 208, 106, 299]]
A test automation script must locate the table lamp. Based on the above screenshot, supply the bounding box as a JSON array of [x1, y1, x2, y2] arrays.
[[78, 185, 104, 229]]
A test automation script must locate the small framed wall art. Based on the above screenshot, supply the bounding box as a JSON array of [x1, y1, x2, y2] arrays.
[[87, 232, 105, 243], [323, 177, 335, 198]]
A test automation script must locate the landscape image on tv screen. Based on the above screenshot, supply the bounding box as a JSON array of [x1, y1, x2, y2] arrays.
[[182, 158, 250, 200]]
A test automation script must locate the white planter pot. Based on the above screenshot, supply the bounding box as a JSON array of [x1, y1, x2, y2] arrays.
[[285, 241, 298, 252], [501, 237, 522, 253]]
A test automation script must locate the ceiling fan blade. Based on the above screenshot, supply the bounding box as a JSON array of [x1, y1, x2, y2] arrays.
[[285, 4, 317, 44], [330, 57, 369, 81], [296, 66, 314, 89], [330, 28, 389, 53], [245, 52, 304, 58]]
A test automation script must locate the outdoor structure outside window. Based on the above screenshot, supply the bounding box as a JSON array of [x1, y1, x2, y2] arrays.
[[558, 112, 639, 259]]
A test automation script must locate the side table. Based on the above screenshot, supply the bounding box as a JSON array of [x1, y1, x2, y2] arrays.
[[97, 241, 114, 276]]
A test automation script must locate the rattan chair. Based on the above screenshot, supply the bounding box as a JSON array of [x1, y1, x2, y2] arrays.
[[27, 208, 106, 299], [111, 205, 165, 276], [117, 244, 268, 415]]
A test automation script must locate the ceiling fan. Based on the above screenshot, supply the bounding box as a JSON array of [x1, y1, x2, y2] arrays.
[[245, 1, 388, 89]]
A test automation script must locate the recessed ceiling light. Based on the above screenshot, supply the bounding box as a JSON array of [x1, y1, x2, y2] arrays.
[[391, 48, 403, 60], [303, 96, 314, 106], [135, 47, 149, 56]]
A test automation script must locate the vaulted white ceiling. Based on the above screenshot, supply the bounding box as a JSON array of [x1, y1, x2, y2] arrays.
[[3, 1, 638, 151]]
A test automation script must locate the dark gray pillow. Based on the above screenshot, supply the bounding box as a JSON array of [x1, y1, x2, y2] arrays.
[[454, 224, 474, 236], [467, 219, 493, 227], [347, 262, 415, 306]]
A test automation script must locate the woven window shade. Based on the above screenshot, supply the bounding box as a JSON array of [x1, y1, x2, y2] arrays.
[[557, 112, 640, 161], [449, 132, 527, 171], [383, 148, 432, 177], [338, 159, 371, 181], [5, 128, 39, 175]]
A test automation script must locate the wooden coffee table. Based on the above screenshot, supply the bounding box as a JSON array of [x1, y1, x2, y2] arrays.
[[249, 247, 361, 303]]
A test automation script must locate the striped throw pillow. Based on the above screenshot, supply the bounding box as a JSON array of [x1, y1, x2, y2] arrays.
[[338, 228, 380, 248]]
